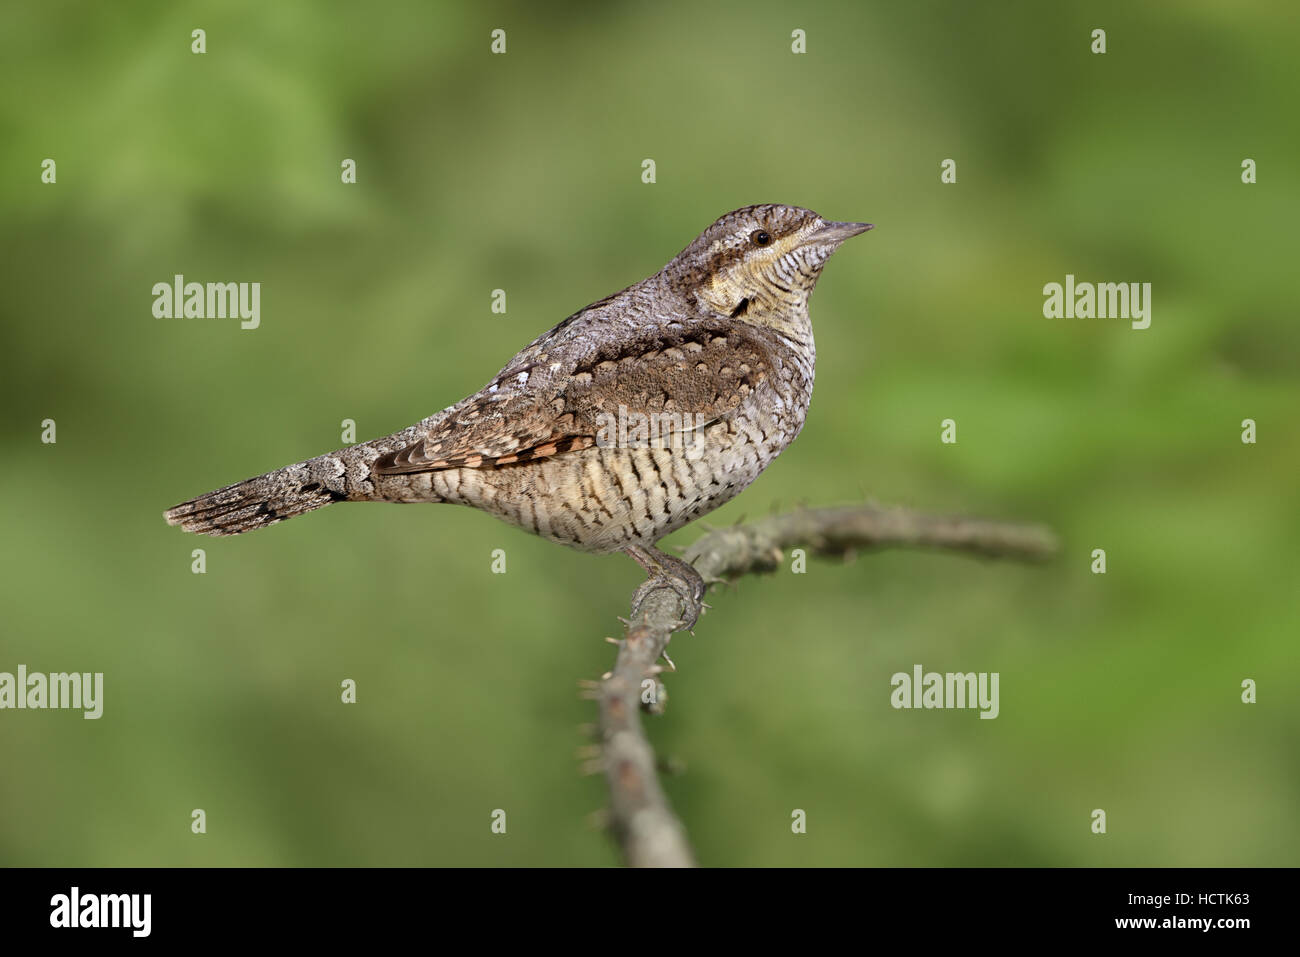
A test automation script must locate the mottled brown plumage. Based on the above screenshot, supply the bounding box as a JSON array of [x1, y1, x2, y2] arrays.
[[165, 205, 870, 580]]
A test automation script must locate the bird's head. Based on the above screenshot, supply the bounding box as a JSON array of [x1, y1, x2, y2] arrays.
[[665, 204, 872, 331]]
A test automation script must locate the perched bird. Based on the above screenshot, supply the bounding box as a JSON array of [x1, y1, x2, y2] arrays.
[[165, 204, 871, 600]]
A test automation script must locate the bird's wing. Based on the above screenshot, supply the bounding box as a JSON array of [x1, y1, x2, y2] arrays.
[[372, 322, 773, 475]]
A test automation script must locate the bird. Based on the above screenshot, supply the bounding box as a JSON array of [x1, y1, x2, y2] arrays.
[[164, 204, 871, 605]]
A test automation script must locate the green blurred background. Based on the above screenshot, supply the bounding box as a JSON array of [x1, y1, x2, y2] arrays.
[[1, 1, 1296, 866]]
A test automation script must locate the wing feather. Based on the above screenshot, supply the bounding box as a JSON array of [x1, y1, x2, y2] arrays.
[[372, 322, 772, 475]]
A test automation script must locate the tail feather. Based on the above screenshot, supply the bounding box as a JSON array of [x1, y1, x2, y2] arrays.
[[164, 465, 348, 537], [164, 417, 446, 536]]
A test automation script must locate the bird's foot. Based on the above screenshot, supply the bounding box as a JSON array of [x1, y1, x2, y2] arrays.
[[624, 544, 706, 632]]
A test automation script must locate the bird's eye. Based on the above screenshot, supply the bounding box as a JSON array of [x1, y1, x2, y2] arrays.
[[750, 229, 772, 247]]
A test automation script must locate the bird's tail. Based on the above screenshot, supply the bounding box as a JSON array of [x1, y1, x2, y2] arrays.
[[164, 462, 351, 537], [164, 417, 443, 536]]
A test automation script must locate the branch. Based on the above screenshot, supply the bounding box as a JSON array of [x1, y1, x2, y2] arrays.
[[594, 503, 1058, 867]]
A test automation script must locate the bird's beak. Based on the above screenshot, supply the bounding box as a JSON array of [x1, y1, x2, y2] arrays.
[[811, 220, 874, 244]]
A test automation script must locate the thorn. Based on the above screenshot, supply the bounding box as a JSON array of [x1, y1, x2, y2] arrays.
[[600, 671, 613, 680], [659, 650, 676, 670], [577, 679, 599, 689], [604, 635, 622, 646], [700, 601, 712, 611], [616, 616, 632, 627]]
